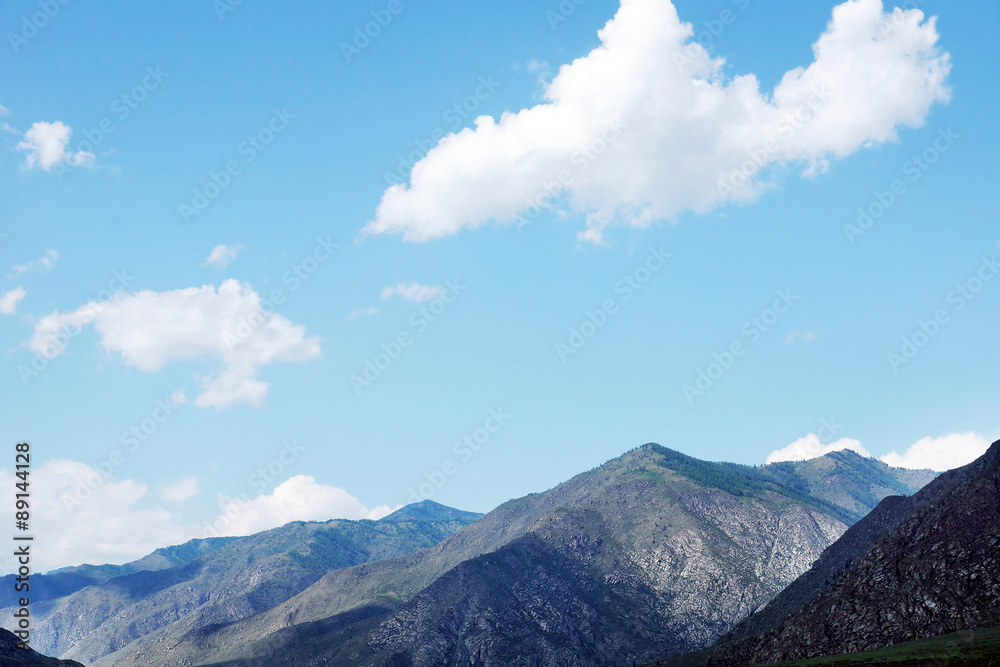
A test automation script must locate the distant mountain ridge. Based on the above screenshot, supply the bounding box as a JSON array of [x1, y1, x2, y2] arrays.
[[0, 628, 83, 666], [0, 500, 481, 666], [140, 444, 935, 667]]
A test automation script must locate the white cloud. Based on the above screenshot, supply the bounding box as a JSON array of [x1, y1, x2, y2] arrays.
[[161, 476, 200, 502], [203, 244, 242, 269], [346, 306, 379, 322], [0, 287, 26, 315], [381, 281, 444, 303], [29, 279, 321, 409], [784, 329, 818, 343], [0, 103, 8, 115], [0, 462, 395, 573], [880, 431, 990, 472], [171, 389, 188, 405], [212, 475, 397, 537], [0, 460, 191, 573], [766, 430, 993, 472], [8, 248, 58, 278], [766, 434, 871, 464], [363, 0, 950, 243], [17, 121, 94, 171]]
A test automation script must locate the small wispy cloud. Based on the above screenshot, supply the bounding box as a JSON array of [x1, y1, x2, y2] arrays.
[[17, 121, 93, 171], [785, 329, 818, 344], [203, 244, 242, 269], [161, 476, 200, 502], [7, 248, 58, 278], [346, 307, 379, 322], [380, 281, 444, 303], [0, 287, 26, 315]]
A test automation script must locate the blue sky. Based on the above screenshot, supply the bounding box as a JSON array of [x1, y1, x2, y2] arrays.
[[1, 0, 998, 571]]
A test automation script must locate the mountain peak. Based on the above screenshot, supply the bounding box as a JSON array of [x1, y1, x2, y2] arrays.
[[380, 500, 483, 524]]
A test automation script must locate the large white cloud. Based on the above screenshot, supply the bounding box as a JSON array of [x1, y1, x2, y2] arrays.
[[766, 434, 871, 464], [0, 460, 190, 573], [17, 121, 94, 171], [210, 475, 397, 537], [0, 462, 395, 573], [29, 279, 321, 409], [363, 0, 950, 243], [880, 431, 991, 472]]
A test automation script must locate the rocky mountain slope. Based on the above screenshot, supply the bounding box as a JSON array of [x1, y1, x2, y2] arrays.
[[138, 444, 934, 667], [658, 439, 1000, 666], [0, 501, 480, 666], [0, 628, 84, 666]]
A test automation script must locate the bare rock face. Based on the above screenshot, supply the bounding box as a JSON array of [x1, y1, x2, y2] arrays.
[[0, 628, 85, 666], [673, 440, 1000, 666], [196, 445, 934, 667]]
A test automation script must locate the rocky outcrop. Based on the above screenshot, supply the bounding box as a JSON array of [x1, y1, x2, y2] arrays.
[[670, 440, 1000, 666]]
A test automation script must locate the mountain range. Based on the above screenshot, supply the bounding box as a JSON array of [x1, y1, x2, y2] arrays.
[[0, 501, 481, 666], [4, 443, 942, 666]]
